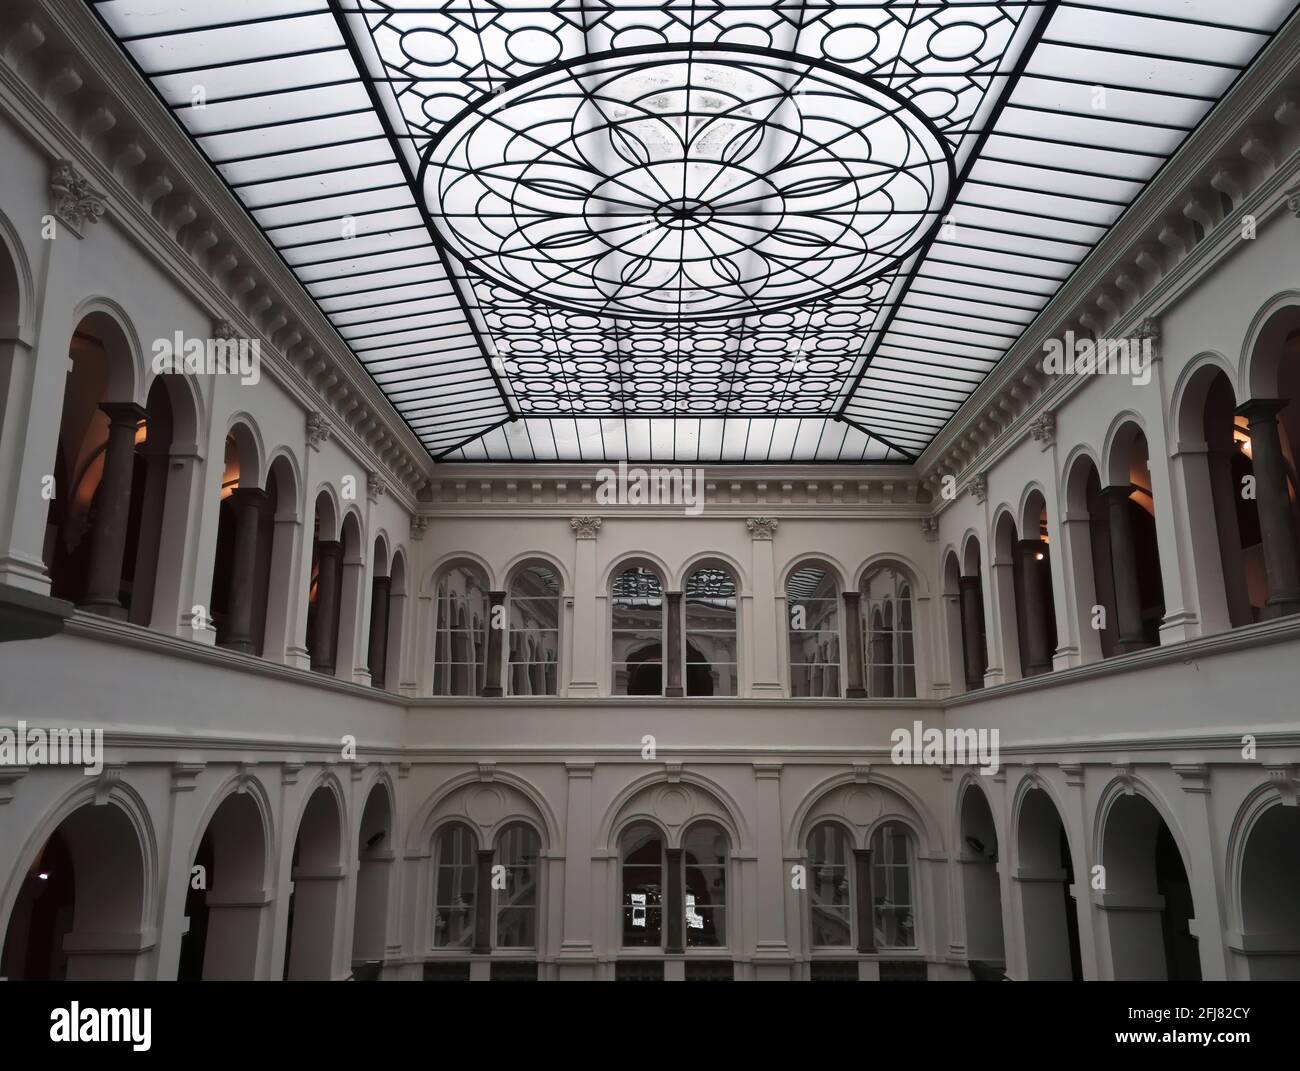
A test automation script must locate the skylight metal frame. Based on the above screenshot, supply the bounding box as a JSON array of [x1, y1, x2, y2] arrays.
[[87, 0, 1299, 464]]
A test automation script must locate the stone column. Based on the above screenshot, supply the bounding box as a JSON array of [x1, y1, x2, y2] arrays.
[[80, 401, 147, 618], [1237, 400, 1300, 617], [1205, 442, 1251, 628], [261, 508, 302, 664], [842, 590, 867, 698], [957, 576, 985, 690], [853, 848, 876, 953], [223, 487, 270, 653], [1016, 539, 1051, 676], [481, 590, 505, 696], [665, 847, 684, 953], [664, 591, 683, 697], [310, 539, 343, 673], [127, 443, 169, 626], [473, 848, 494, 954], [1101, 485, 1151, 652], [367, 574, 391, 689]]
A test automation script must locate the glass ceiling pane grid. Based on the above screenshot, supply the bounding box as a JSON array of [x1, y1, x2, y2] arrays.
[[90, 0, 509, 458], [340, 0, 1044, 461], [841, 0, 1298, 451], [89, 1, 1299, 463]]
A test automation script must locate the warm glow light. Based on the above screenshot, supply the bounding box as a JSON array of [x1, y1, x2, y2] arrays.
[[1234, 429, 1253, 458], [37, 872, 48, 880], [1034, 552, 1044, 561]]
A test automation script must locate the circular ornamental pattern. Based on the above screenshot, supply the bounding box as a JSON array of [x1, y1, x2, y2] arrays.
[[421, 45, 952, 321]]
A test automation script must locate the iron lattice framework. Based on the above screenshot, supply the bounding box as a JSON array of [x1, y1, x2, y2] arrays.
[[89, 0, 1298, 463]]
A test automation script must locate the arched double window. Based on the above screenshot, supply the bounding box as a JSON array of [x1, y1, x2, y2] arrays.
[[862, 565, 916, 698], [508, 564, 560, 696], [870, 823, 916, 949], [684, 566, 738, 697], [620, 822, 729, 949], [787, 563, 840, 697], [433, 564, 488, 696], [431, 822, 541, 950], [808, 822, 853, 947], [612, 566, 663, 696], [432, 822, 477, 948], [807, 821, 917, 950]]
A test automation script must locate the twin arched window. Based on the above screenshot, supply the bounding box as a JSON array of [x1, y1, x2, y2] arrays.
[[508, 564, 560, 696], [432, 822, 540, 949], [685, 567, 737, 697], [620, 822, 728, 949], [611, 565, 739, 696], [807, 821, 916, 949], [787, 564, 841, 697], [862, 565, 916, 698], [433, 565, 488, 696]]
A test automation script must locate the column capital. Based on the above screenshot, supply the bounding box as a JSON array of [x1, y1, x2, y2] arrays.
[[1236, 397, 1289, 423], [98, 400, 148, 428], [746, 517, 779, 540], [570, 516, 602, 539]]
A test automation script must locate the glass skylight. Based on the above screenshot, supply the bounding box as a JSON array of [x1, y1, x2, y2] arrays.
[[90, 0, 1298, 463]]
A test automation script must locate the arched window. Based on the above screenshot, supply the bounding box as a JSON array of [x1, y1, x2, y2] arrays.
[[508, 565, 560, 696], [433, 564, 488, 696], [620, 824, 664, 947], [494, 823, 540, 948], [684, 567, 738, 697], [612, 566, 663, 696], [871, 823, 916, 949], [862, 565, 916, 697], [432, 823, 477, 948], [787, 563, 840, 697], [808, 822, 853, 947], [683, 822, 728, 947]]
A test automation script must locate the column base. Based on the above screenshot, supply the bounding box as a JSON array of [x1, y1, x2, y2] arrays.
[[1052, 645, 1081, 671], [750, 682, 784, 698], [1158, 609, 1200, 644], [1262, 596, 1300, 620], [79, 597, 128, 621], [221, 637, 256, 655], [844, 686, 867, 698], [0, 582, 72, 642], [284, 645, 312, 670], [481, 685, 503, 697], [1113, 637, 1153, 655], [0, 554, 53, 595]]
